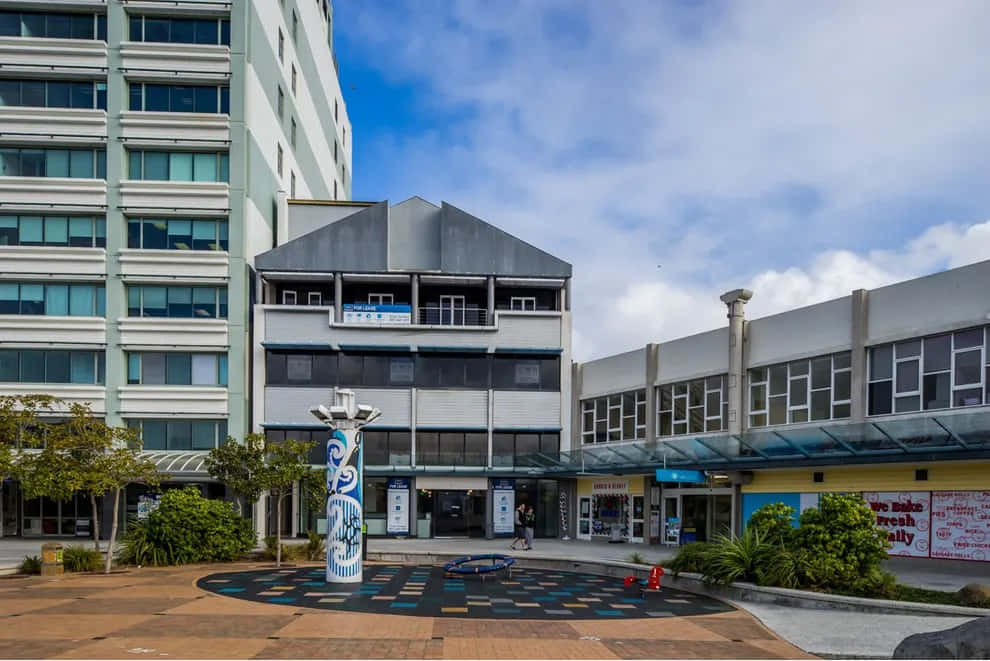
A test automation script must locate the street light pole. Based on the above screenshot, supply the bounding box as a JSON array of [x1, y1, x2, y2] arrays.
[[310, 388, 381, 583]]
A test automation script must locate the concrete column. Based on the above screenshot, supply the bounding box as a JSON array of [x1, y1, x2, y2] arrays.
[[333, 274, 343, 323], [276, 190, 289, 246], [570, 362, 583, 450], [644, 343, 659, 441], [850, 289, 869, 422], [720, 289, 753, 436], [410, 274, 419, 324], [486, 276, 495, 325], [290, 479, 300, 538]]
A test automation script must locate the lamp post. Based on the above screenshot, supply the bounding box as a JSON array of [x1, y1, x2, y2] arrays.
[[310, 388, 381, 583]]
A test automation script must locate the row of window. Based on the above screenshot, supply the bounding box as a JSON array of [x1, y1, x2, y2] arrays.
[[127, 419, 228, 451], [127, 352, 227, 387], [581, 390, 647, 444], [266, 351, 561, 391], [127, 286, 227, 319], [0, 216, 105, 248], [127, 218, 228, 251], [658, 376, 728, 436], [869, 328, 989, 414], [128, 150, 229, 183], [0, 11, 106, 40], [128, 16, 230, 45], [0, 283, 105, 316], [128, 84, 229, 114], [0, 148, 105, 179], [263, 428, 562, 467], [0, 350, 104, 385], [749, 353, 852, 427], [0, 80, 106, 110]]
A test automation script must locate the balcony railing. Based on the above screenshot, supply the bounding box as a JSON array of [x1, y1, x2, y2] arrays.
[[417, 306, 488, 327]]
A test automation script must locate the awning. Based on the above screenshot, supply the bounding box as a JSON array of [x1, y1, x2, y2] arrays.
[[141, 451, 212, 478]]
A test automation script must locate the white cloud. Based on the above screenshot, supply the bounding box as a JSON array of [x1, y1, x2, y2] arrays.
[[338, 1, 990, 360]]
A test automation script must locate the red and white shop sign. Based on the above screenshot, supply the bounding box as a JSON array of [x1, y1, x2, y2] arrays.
[[863, 492, 931, 558], [931, 491, 990, 562]]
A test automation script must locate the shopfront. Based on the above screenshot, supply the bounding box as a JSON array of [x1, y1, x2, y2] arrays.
[[415, 476, 487, 538], [656, 470, 735, 545], [576, 476, 647, 543]]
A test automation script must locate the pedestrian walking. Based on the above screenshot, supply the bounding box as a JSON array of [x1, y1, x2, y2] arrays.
[[524, 505, 535, 550], [510, 504, 526, 550]]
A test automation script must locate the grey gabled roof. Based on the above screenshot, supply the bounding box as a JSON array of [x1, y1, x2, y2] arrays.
[[254, 199, 572, 278]]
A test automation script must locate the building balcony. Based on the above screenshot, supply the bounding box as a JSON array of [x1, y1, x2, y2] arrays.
[[0, 107, 106, 144], [0, 315, 105, 345], [118, 317, 227, 349], [118, 180, 228, 215], [119, 42, 230, 81], [0, 384, 105, 413], [120, 111, 229, 148], [118, 249, 228, 281], [260, 305, 564, 352], [0, 177, 106, 210], [0, 246, 105, 278], [417, 306, 487, 326], [118, 385, 227, 417], [0, 36, 107, 73]]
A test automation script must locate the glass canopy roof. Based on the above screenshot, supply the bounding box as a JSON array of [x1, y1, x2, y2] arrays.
[[511, 410, 990, 475]]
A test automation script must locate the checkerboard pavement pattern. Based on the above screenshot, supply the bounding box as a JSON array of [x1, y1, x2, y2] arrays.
[[0, 563, 816, 659]]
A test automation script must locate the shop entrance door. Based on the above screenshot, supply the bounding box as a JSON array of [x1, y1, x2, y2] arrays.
[[434, 490, 485, 537], [1, 480, 19, 537], [577, 496, 591, 540], [630, 495, 645, 543], [661, 488, 735, 544]]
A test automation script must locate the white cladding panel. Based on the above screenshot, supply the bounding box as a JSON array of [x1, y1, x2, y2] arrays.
[[263, 386, 411, 427], [868, 260, 990, 344], [492, 391, 561, 428], [0, 36, 106, 70], [0, 316, 105, 345], [657, 328, 728, 383], [119, 42, 230, 77], [0, 177, 106, 208], [0, 247, 105, 277], [0, 385, 105, 413], [494, 313, 562, 349], [118, 386, 228, 416], [748, 296, 852, 366], [581, 347, 646, 398], [416, 390, 488, 427], [0, 107, 105, 141], [119, 181, 229, 212], [265, 309, 333, 344], [120, 111, 230, 145], [416, 476, 488, 490], [118, 318, 228, 348], [119, 250, 228, 280]]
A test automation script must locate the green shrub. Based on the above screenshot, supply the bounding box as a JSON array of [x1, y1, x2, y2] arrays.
[[794, 493, 890, 591], [305, 530, 325, 561], [759, 546, 815, 589], [847, 568, 898, 599], [262, 536, 278, 560], [667, 542, 712, 576], [747, 502, 796, 546], [117, 487, 255, 566], [701, 528, 775, 585], [19, 555, 41, 575], [63, 545, 103, 573]]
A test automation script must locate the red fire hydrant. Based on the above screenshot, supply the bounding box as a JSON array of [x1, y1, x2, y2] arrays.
[[645, 565, 664, 591]]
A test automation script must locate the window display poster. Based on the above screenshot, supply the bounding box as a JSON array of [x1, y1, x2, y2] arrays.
[[931, 491, 990, 562], [386, 478, 410, 535], [493, 479, 515, 534], [863, 491, 931, 557], [137, 494, 161, 520]]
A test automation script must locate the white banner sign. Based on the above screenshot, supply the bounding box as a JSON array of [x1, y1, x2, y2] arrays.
[[493, 481, 515, 534], [931, 491, 990, 562], [342, 304, 411, 325], [386, 479, 409, 535], [863, 491, 931, 557]]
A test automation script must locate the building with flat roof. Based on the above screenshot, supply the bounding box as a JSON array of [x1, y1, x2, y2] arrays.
[[0, 0, 351, 537]]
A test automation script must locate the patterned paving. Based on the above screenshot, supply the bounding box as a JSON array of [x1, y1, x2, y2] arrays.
[[0, 563, 816, 659], [196, 564, 733, 620]]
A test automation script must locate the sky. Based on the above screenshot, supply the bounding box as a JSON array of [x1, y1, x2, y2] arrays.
[[332, 1, 990, 361]]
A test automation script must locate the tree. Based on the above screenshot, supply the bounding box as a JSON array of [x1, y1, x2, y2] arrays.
[[301, 466, 327, 528], [261, 439, 314, 567], [98, 446, 161, 573], [204, 433, 266, 516]]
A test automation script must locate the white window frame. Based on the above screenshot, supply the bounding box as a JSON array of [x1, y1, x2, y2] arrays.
[[439, 294, 465, 326], [307, 291, 322, 306], [657, 376, 725, 437], [510, 296, 536, 311], [281, 290, 297, 305], [582, 389, 645, 444], [750, 353, 851, 428], [368, 293, 393, 305]]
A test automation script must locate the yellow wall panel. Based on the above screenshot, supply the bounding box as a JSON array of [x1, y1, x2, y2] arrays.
[[742, 461, 990, 494]]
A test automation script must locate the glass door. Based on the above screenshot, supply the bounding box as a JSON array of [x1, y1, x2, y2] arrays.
[[711, 494, 733, 539], [1, 480, 18, 537], [577, 496, 591, 540], [630, 495, 645, 543], [439, 295, 465, 326]]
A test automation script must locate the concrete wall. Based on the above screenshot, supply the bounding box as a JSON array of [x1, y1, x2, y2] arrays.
[[286, 202, 373, 243], [748, 296, 852, 366], [580, 348, 647, 399], [657, 328, 728, 383], [388, 197, 441, 271]]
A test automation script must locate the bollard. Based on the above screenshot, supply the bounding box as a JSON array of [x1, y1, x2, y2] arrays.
[[361, 522, 368, 561], [41, 542, 63, 577]]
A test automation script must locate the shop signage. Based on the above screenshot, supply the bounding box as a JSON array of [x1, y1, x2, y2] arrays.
[[863, 491, 931, 557], [386, 478, 410, 535], [493, 479, 515, 535], [342, 303, 411, 325], [136, 494, 161, 520], [591, 480, 628, 494], [655, 469, 706, 483], [931, 491, 990, 562]]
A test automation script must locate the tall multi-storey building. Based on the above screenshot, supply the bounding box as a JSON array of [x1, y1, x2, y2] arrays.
[[0, 0, 351, 537]]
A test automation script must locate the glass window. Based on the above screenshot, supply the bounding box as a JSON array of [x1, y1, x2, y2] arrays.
[[169, 152, 193, 180], [955, 349, 982, 386], [45, 350, 69, 383], [191, 421, 216, 449], [45, 284, 68, 316], [0, 283, 17, 314], [0, 350, 16, 381], [286, 354, 312, 383], [44, 216, 68, 245], [20, 351, 45, 382], [166, 353, 191, 385], [141, 421, 167, 450], [192, 287, 217, 317], [167, 420, 191, 450], [142, 287, 167, 317], [171, 19, 195, 43], [167, 219, 191, 250], [191, 353, 218, 385], [870, 344, 893, 380], [923, 372, 950, 410], [141, 353, 166, 384], [20, 284, 43, 314], [66, 285, 93, 316], [69, 149, 94, 178], [143, 219, 167, 249], [923, 335, 951, 373], [145, 151, 169, 179], [70, 352, 95, 384], [193, 152, 216, 181], [68, 217, 92, 246], [896, 359, 920, 392], [192, 220, 215, 250], [145, 18, 169, 42], [769, 365, 787, 395]]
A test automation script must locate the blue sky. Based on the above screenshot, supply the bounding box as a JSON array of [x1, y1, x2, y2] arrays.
[[333, 1, 990, 360]]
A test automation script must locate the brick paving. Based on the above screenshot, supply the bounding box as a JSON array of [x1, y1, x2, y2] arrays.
[[0, 563, 816, 659]]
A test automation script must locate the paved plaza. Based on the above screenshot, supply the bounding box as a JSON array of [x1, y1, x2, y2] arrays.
[[0, 562, 812, 660]]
